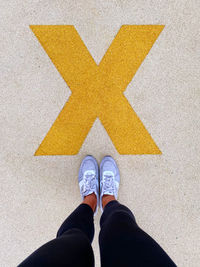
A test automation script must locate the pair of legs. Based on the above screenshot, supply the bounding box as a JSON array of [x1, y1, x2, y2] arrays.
[[19, 196, 176, 266], [19, 156, 176, 266]]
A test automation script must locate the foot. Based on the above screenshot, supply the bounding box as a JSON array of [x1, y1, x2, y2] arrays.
[[100, 156, 120, 212], [78, 155, 99, 215]]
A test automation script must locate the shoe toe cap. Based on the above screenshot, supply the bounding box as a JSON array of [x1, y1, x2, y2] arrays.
[[79, 156, 98, 181]]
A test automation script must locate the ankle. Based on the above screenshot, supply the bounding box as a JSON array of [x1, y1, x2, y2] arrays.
[[102, 194, 116, 209], [82, 193, 97, 212]]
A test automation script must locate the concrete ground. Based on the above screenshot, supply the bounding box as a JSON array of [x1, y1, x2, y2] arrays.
[[1, 0, 200, 266]]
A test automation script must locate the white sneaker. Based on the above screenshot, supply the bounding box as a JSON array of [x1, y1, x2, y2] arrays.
[[100, 156, 120, 212], [78, 155, 99, 215]]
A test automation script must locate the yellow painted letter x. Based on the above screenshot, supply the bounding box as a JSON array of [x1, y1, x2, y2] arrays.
[[31, 25, 164, 155]]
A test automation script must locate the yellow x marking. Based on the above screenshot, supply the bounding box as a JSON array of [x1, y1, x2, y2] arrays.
[[30, 25, 164, 155]]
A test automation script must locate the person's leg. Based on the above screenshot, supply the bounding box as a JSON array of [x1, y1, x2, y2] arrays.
[[18, 155, 99, 267], [99, 199, 176, 267], [19, 199, 95, 267], [99, 156, 176, 267], [57, 193, 97, 241]]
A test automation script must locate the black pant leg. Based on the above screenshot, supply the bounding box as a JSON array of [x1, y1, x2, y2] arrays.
[[18, 204, 95, 267], [99, 200, 176, 267], [57, 203, 95, 242]]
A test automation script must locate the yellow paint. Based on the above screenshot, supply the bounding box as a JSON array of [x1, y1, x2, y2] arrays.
[[30, 25, 164, 155]]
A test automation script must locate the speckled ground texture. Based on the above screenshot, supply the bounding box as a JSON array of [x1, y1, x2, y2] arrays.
[[1, 0, 200, 266]]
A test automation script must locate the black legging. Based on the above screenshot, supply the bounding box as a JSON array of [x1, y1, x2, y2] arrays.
[[18, 201, 176, 267]]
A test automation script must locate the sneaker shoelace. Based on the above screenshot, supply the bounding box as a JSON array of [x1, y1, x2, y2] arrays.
[[102, 172, 115, 195], [81, 171, 96, 195]]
